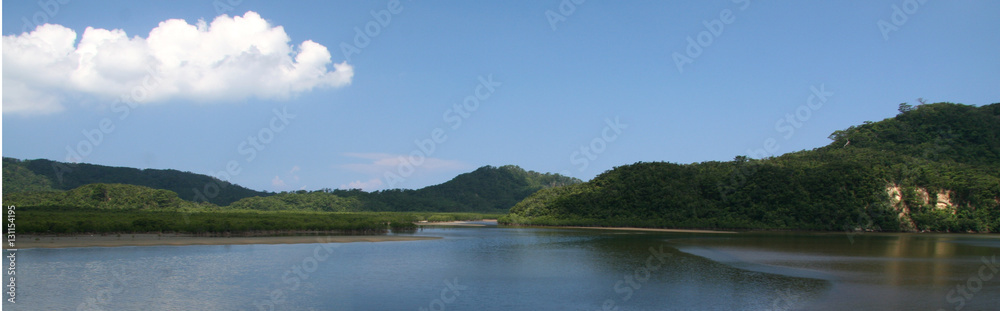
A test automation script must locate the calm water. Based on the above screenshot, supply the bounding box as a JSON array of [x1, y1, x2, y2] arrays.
[[4, 224, 999, 310]]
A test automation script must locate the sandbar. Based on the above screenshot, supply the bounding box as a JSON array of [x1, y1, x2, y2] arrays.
[[560, 226, 737, 234], [416, 219, 497, 227]]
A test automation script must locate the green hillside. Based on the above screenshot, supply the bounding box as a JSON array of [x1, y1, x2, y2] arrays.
[[3, 160, 578, 214], [2, 158, 271, 206], [502, 102, 1000, 232], [2, 159, 55, 193], [3, 183, 210, 211], [0, 165, 570, 234], [330, 165, 582, 213]]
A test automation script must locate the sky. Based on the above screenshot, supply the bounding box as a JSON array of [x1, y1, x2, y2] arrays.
[[2, 0, 999, 193]]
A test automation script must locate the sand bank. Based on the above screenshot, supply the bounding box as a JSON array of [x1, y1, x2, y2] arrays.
[[561, 226, 737, 234], [416, 219, 498, 227]]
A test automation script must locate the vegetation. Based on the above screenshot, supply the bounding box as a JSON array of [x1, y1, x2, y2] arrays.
[[10, 208, 493, 235], [3, 161, 578, 214], [2, 158, 270, 206], [4, 183, 211, 211], [6, 102, 995, 234], [502, 102, 1000, 232], [2, 164, 563, 234], [228, 191, 363, 212], [330, 165, 581, 213], [2, 160, 54, 193]]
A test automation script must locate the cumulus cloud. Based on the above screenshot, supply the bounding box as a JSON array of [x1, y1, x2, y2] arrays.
[[339, 152, 470, 175], [338, 152, 471, 190], [2, 11, 353, 115], [270, 165, 306, 191], [340, 178, 384, 192], [271, 175, 287, 188]]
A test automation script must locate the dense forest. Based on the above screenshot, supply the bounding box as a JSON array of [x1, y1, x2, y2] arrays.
[[3, 162, 578, 213], [328, 165, 581, 213], [1, 182, 504, 234], [2, 164, 572, 234], [2, 158, 270, 205], [501, 102, 1000, 232]]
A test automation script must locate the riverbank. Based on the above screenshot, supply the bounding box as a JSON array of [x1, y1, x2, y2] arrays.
[[10, 233, 441, 249], [568, 226, 738, 234], [416, 219, 498, 227], [470, 219, 737, 233]]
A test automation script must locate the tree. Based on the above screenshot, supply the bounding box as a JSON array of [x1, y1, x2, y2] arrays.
[[899, 103, 914, 114]]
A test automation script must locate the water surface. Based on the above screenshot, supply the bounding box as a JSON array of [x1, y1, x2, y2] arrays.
[[4, 225, 998, 310]]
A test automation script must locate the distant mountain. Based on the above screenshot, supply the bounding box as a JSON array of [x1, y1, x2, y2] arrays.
[[3, 183, 206, 211], [330, 165, 583, 213], [3, 157, 579, 214], [502, 102, 1000, 232], [2, 158, 271, 206], [2, 159, 55, 193]]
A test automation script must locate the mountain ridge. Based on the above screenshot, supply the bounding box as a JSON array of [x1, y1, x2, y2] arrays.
[[2, 159, 580, 213], [501, 102, 1000, 232]]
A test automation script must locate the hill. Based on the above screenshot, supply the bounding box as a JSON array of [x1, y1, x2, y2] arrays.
[[2, 165, 575, 234], [328, 165, 582, 213], [3, 159, 579, 214], [3, 183, 209, 211], [501, 102, 1000, 232], [2, 158, 271, 206]]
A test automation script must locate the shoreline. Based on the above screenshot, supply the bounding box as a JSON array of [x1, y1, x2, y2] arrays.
[[563, 226, 738, 234], [7, 233, 442, 249], [416, 219, 498, 227]]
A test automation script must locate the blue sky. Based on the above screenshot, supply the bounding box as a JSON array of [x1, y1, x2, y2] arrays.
[[3, 0, 999, 192]]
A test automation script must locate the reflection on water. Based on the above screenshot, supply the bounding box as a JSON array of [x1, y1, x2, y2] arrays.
[[670, 232, 1000, 310], [3, 227, 998, 310]]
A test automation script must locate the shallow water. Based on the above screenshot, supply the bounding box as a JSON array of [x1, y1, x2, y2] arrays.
[[3, 226, 998, 310]]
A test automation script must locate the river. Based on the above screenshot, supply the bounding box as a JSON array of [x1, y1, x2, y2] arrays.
[[4, 223, 999, 310]]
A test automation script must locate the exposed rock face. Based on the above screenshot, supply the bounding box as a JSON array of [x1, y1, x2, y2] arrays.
[[936, 190, 954, 210], [886, 184, 957, 231], [886, 185, 915, 230]]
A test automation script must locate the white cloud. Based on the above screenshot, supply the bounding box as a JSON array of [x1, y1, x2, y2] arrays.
[[270, 165, 304, 191], [339, 152, 470, 175], [2, 11, 353, 115], [271, 175, 287, 188], [338, 152, 472, 190], [340, 178, 384, 191]]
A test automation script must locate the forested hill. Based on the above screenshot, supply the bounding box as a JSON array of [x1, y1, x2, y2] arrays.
[[501, 102, 1000, 232], [3, 159, 580, 213], [327, 165, 582, 213], [2, 158, 271, 206], [824, 102, 1000, 165]]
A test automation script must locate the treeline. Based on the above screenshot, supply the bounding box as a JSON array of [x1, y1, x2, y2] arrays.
[[2, 158, 271, 206], [2, 164, 564, 234], [228, 191, 363, 212], [11, 209, 496, 235], [222, 165, 579, 214], [3, 161, 579, 214], [329, 165, 581, 213], [502, 102, 1000, 232], [4, 183, 211, 211]]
